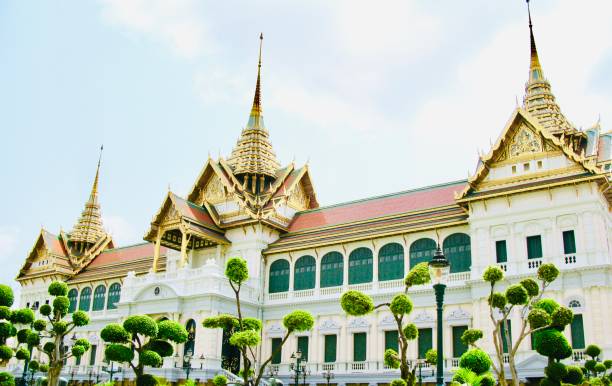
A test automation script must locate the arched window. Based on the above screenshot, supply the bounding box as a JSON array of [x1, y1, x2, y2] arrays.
[[269, 259, 290, 293], [68, 289, 78, 313], [443, 233, 472, 273], [92, 285, 106, 311], [107, 283, 121, 310], [378, 243, 404, 281], [348, 247, 373, 284], [79, 287, 92, 311], [568, 300, 581, 309], [409, 238, 437, 267], [320, 252, 343, 288], [294, 255, 316, 291], [184, 319, 196, 357]]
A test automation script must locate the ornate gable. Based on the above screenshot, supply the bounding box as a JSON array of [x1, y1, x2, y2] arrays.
[[17, 230, 73, 281]]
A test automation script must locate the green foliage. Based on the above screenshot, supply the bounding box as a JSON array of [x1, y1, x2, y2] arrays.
[[144, 340, 173, 357], [594, 363, 607, 374], [551, 307, 573, 329], [425, 349, 437, 365], [0, 286, 14, 307], [52, 296, 70, 316], [533, 329, 572, 360], [101, 323, 130, 343], [537, 263, 559, 283], [545, 362, 568, 382], [480, 374, 495, 386], [124, 315, 158, 337], [539, 378, 557, 386], [212, 374, 227, 386], [390, 294, 413, 315], [71, 345, 86, 358], [33, 319, 47, 332], [11, 308, 34, 325], [604, 360, 612, 369], [585, 345, 602, 359], [488, 292, 507, 309], [404, 262, 430, 287], [528, 308, 552, 330], [0, 372, 15, 386], [282, 310, 314, 332], [0, 346, 12, 361], [505, 284, 529, 305], [16, 328, 30, 344], [384, 349, 400, 369], [74, 338, 91, 351], [29, 360, 40, 371], [241, 318, 262, 332], [135, 374, 157, 386], [72, 311, 90, 327], [15, 347, 29, 360], [340, 291, 374, 316], [403, 323, 418, 340], [459, 349, 492, 375], [48, 282, 68, 297], [0, 322, 13, 340], [43, 342, 55, 353], [183, 380, 195, 386], [520, 278, 539, 297], [390, 380, 407, 386], [38, 364, 48, 373], [534, 299, 560, 316], [202, 314, 238, 330], [0, 307, 11, 321], [461, 329, 484, 346], [452, 367, 495, 386], [156, 320, 187, 343], [52, 321, 67, 334], [39, 305, 51, 317], [104, 344, 134, 363], [229, 330, 260, 348], [483, 266, 504, 283], [139, 350, 162, 367], [26, 331, 40, 346], [225, 257, 249, 284]]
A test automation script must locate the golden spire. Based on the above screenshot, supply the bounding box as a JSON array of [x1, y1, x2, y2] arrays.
[[70, 146, 107, 247], [227, 33, 281, 180], [523, 0, 574, 134]]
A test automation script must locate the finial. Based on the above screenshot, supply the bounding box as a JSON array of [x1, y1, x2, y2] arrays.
[[526, 0, 543, 81], [258, 33, 263, 69], [90, 145, 103, 200]]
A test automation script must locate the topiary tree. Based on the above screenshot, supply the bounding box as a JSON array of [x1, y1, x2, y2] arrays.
[[100, 316, 187, 386], [212, 374, 227, 386], [339, 262, 431, 385], [472, 264, 562, 386], [580, 344, 611, 383], [25, 281, 92, 386], [202, 257, 314, 386], [0, 284, 18, 365]]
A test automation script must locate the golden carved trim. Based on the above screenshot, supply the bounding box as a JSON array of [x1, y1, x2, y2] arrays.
[[478, 164, 584, 190]]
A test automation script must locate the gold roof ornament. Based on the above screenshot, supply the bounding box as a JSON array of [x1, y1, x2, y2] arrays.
[[227, 33, 281, 180], [69, 146, 108, 247], [522, 0, 575, 135]]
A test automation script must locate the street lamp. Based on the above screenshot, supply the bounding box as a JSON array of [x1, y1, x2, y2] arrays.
[[322, 370, 334, 386], [174, 348, 204, 380], [289, 349, 303, 386], [102, 361, 122, 382], [301, 366, 310, 386], [416, 359, 435, 386], [429, 245, 450, 386]]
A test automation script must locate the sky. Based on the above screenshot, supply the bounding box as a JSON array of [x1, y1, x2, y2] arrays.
[[1, 0, 611, 295]]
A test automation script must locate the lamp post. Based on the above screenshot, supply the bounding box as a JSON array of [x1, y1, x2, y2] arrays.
[[289, 349, 303, 386], [429, 245, 450, 386], [416, 360, 434, 386], [174, 349, 204, 380], [301, 366, 310, 386], [322, 370, 334, 386], [102, 361, 121, 382]]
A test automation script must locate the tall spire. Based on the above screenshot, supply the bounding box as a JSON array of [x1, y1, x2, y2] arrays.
[[70, 146, 107, 247], [227, 34, 281, 180], [522, 0, 574, 134]]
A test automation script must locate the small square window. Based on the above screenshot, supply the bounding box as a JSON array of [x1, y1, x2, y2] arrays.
[[523, 163, 530, 171], [537, 160, 543, 169], [512, 165, 517, 174]]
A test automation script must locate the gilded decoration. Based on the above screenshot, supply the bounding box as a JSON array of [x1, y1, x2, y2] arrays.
[[203, 175, 226, 204], [509, 126, 542, 158], [288, 182, 310, 210]]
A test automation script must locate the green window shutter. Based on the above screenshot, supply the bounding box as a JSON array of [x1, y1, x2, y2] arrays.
[[269, 259, 290, 293], [409, 238, 437, 268], [320, 252, 344, 288], [297, 336, 309, 361], [378, 243, 404, 281], [294, 255, 316, 291], [563, 231, 576, 254], [89, 345, 97, 366], [92, 285, 106, 311], [68, 289, 78, 313], [495, 240, 507, 263], [526, 236, 543, 259], [385, 330, 399, 352], [107, 283, 121, 310], [570, 314, 585, 349], [500, 320, 512, 353], [271, 338, 282, 364], [418, 328, 433, 359], [353, 333, 367, 361], [452, 326, 468, 357], [443, 233, 472, 273], [324, 335, 337, 363], [79, 287, 92, 311], [348, 248, 373, 284]]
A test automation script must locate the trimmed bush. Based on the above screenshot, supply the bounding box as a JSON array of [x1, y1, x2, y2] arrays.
[[15, 347, 29, 360], [390, 380, 407, 386], [212, 375, 227, 386], [585, 345, 602, 359], [156, 320, 187, 343], [26, 331, 40, 346], [480, 374, 495, 386], [0, 372, 15, 386], [405, 262, 430, 287], [506, 284, 529, 305], [459, 349, 492, 375], [124, 315, 158, 337], [0, 346, 12, 361], [537, 263, 559, 282], [545, 362, 568, 382], [488, 293, 507, 309], [139, 350, 162, 367], [390, 294, 413, 315], [74, 338, 91, 351], [52, 321, 68, 334], [483, 266, 504, 283], [283, 310, 314, 332], [48, 282, 68, 297], [135, 374, 157, 386], [43, 342, 55, 353], [39, 304, 51, 317], [551, 307, 573, 328], [225, 258, 248, 284], [101, 323, 130, 343], [0, 307, 11, 321], [105, 344, 134, 362], [32, 319, 47, 332], [534, 299, 560, 316], [11, 309, 34, 325], [384, 349, 400, 369], [403, 323, 418, 340], [52, 297, 70, 316], [533, 329, 572, 360], [461, 329, 483, 346], [229, 330, 260, 348], [340, 291, 374, 316], [241, 318, 262, 332], [520, 278, 539, 297], [528, 308, 552, 330], [145, 340, 173, 358], [0, 286, 14, 307], [72, 311, 90, 327], [71, 345, 85, 358]]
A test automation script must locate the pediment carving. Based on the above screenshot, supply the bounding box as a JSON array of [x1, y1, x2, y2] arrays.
[[203, 175, 227, 204], [288, 182, 310, 210], [509, 126, 542, 158]]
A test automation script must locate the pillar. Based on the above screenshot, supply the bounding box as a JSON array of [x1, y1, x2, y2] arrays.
[[180, 230, 189, 268]]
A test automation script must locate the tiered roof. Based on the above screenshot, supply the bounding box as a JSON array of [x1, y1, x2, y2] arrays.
[[69, 159, 108, 245]]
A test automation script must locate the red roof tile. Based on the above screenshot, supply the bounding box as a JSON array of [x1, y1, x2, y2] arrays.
[[288, 180, 466, 232], [88, 243, 167, 267], [171, 193, 219, 228], [42, 230, 67, 256]]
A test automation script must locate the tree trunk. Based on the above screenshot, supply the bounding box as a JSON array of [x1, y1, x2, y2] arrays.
[[47, 363, 62, 386], [508, 355, 519, 386]]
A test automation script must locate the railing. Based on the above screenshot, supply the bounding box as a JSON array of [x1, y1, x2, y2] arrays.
[[350, 361, 368, 371], [268, 292, 288, 301], [293, 289, 314, 298], [571, 349, 585, 362], [320, 286, 343, 296], [564, 254, 577, 265], [448, 272, 470, 282], [503, 354, 510, 364], [348, 283, 373, 292], [527, 258, 543, 270], [321, 363, 336, 371], [379, 279, 404, 289]]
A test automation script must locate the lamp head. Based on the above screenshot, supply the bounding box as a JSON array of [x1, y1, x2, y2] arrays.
[[428, 245, 450, 285]]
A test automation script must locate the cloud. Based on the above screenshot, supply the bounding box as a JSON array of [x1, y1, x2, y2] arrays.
[[103, 215, 140, 246], [99, 0, 210, 59]]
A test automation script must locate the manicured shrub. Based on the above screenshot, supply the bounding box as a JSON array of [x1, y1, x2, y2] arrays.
[[534, 299, 560, 316], [459, 349, 492, 375], [528, 308, 552, 330], [156, 320, 187, 343], [139, 350, 162, 367], [241, 318, 262, 332], [16, 328, 29, 344], [461, 329, 483, 346], [104, 344, 134, 362], [506, 284, 529, 305], [520, 278, 539, 297], [390, 380, 407, 386], [545, 362, 568, 382], [32, 319, 47, 332], [425, 349, 437, 365], [212, 375, 227, 386], [0, 372, 15, 386], [405, 262, 430, 287], [483, 266, 504, 283], [551, 307, 573, 328], [0, 307, 11, 321], [594, 363, 606, 374], [403, 323, 418, 340], [39, 305, 51, 317], [390, 294, 413, 315], [71, 311, 90, 327], [124, 315, 158, 337], [135, 374, 157, 386], [0, 286, 14, 307], [15, 347, 29, 361], [283, 310, 314, 332], [26, 331, 40, 346], [71, 345, 85, 358], [101, 323, 130, 343], [0, 322, 13, 340], [488, 293, 507, 309], [537, 264, 559, 282], [585, 345, 602, 359], [229, 330, 260, 348], [11, 308, 34, 325], [48, 282, 68, 297], [384, 349, 400, 369], [52, 321, 67, 334], [52, 296, 70, 316], [340, 291, 374, 316], [480, 374, 495, 386], [539, 378, 557, 386], [144, 340, 173, 357], [225, 258, 248, 284], [533, 329, 572, 360], [0, 345, 13, 361]]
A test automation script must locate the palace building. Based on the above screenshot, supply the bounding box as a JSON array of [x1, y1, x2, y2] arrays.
[[12, 8, 612, 386]]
